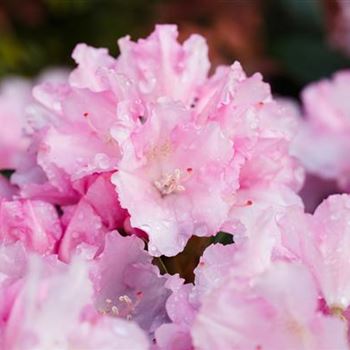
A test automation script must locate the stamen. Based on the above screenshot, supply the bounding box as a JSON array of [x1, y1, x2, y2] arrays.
[[154, 168, 186, 196], [111, 305, 119, 315], [99, 292, 144, 320], [119, 295, 132, 304]]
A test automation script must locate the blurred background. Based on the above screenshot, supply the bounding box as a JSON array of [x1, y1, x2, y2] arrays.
[[1, 0, 350, 98]]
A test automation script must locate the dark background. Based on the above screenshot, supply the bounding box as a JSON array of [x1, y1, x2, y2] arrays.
[[1, 0, 350, 98]]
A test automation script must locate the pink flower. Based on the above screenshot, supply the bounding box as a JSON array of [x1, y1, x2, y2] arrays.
[[0, 199, 62, 254], [6, 25, 302, 259], [0, 70, 68, 173], [291, 71, 350, 190], [12, 73, 120, 204], [2, 254, 149, 350], [303, 71, 350, 132], [0, 79, 32, 170], [154, 186, 304, 348], [192, 262, 348, 350], [112, 100, 237, 256], [194, 62, 303, 190], [33, 82, 120, 181], [91, 231, 170, 335], [110, 45, 302, 255], [280, 194, 350, 311]]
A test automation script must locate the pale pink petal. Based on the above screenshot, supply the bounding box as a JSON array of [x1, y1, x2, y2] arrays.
[[92, 232, 170, 334], [192, 263, 348, 350], [70, 43, 116, 92], [281, 194, 350, 309], [116, 24, 210, 105], [0, 199, 62, 254]]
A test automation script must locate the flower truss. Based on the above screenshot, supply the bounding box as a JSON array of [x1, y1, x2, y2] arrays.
[[1, 25, 350, 349]]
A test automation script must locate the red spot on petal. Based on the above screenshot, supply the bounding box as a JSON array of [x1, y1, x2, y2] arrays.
[[187, 168, 193, 172], [246, 200, 253, 206], [83, 112, 89, 117]]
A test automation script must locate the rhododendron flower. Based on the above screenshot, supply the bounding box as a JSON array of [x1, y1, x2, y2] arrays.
[[110, 27, 302, 256], [155, 187, 304, 348], [92, 232, 170, 335], [3, 23, 349, 349], [70, 25, 210, 105], [112, 100, 238, 256], [192, 263, 348, 350], [2, 254, 149, 350], [0, 79, 32, 170], [291, 70, 350, 190], [0, 70, 69, 173], [0, 175, 16, 200], [280, 194, 350, 312], [10, 25, 303, 256]]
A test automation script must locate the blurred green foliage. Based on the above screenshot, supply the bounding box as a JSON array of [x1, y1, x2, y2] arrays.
[[266, 0, 350, 95], [0, 0, 158, 77]]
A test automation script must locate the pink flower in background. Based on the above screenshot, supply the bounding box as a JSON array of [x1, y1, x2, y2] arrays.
[[0, 70, 69, 172], [0, 79, 32, 170], [292, 71, 350, 190], [303, 71, 350, 132], [192, 263, 348, 350], [2, 254, 149, 350]]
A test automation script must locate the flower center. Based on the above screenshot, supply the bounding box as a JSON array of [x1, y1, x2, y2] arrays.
[[154, 168, 186, 196], [99, 292, 143, 320]]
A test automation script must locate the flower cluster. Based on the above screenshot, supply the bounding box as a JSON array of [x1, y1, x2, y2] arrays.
[[1, 25, 350, 349]]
